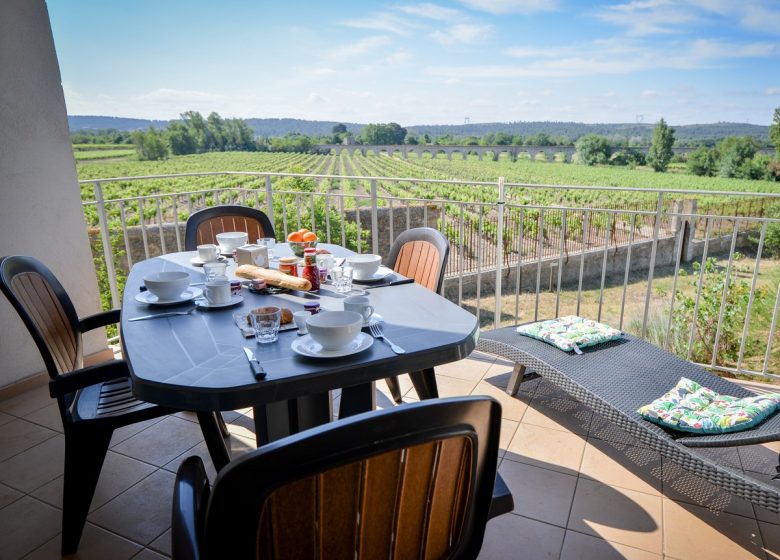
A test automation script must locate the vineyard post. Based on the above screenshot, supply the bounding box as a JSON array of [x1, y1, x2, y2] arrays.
[[494, 177, 505, 327], [264, 175, 275, 230], [370, 178, 379, 255], [94, 181, 120, 309]]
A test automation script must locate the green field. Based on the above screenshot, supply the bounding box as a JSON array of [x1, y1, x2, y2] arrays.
[[77, 150, 780, 207]]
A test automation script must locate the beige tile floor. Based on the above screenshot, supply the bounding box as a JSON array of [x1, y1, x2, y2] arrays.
[[1, 352, 779, 559]]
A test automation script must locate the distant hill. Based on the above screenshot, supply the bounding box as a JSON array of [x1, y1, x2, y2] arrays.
[[68, 115, 169, 131], [67, 116, 769, 143], [406, 121, 770, 143]]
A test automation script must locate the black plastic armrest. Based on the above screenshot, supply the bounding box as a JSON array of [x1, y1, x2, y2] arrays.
[[79, 308, 121, 333], [173, 456, 211, 560], [48, 360, 128, 398]]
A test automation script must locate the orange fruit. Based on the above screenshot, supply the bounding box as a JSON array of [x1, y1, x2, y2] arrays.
[[302, 231, 317, 242], [288, 232, 303, 242], [299, 228, 310, 234]]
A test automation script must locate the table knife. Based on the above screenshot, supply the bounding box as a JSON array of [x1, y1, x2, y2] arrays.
[[365, 278, 415, 289], [242, 346, 267, 379]]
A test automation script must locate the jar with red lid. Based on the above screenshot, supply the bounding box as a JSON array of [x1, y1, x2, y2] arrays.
[[301, 247, 320, 291]]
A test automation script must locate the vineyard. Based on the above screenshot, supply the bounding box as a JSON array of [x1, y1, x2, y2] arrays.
[[78, 150, 780, 376]]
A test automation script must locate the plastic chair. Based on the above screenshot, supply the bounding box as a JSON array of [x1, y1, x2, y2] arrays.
[[172, 396, 512, 560], [184, 205, 275, 250], [384, 227, 450, 403], [0, 255, 227, 555]]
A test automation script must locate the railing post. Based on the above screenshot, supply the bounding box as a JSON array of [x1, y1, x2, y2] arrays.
[[370, 178, 379, 255], [264, 175, 275, 232], [94, 181, 120, 309], [494, 177, 505, 328], [641, 192, 664, 337]]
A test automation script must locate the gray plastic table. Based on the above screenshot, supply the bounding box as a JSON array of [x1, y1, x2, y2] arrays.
[[121, 245, 479, 468]]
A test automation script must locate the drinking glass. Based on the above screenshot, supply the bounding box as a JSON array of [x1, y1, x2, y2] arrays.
[[334, 266, 353, 294], [203, 261, 227, 281], [250, 307, 281, 344], [316, 254, 334, 283], [258, 237, 276, 258]]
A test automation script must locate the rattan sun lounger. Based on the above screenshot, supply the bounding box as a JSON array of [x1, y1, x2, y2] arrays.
[[477, 328, 780, 513]]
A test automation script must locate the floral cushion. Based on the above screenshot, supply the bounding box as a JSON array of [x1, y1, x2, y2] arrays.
[[516, 316, 622, 354], [638, 377, 780, 434]]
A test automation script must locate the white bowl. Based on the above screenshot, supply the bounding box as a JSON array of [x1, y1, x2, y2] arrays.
[[216, 232, 248, 253], [306, 311, 363, 350], [143, 271, 190, 301], [346, 254, 382, 280]]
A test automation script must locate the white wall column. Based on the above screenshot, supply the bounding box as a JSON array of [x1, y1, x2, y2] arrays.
[[0, 0, 108, 390]]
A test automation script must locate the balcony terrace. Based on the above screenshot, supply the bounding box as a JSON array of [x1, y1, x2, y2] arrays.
[[2, 3, 780, 557], [1, 171, 779, 559]]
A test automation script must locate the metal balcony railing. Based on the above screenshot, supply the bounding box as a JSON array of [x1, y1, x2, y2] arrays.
[[80, 172, 780, 380]]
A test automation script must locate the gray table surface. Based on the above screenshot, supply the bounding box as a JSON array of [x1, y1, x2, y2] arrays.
[[121, 244, 480, 411]]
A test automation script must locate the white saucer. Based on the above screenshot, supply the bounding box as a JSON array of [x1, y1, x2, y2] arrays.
[[195, 295, 244, 309], [135, 287, 203, 306], [291, 332, 373, 358], [353, 266, 394, 283], [363, 313, 383, 327], [189, 256, 228, 267]]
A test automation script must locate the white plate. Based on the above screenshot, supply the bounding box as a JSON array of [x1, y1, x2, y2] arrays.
[[363, 312, 383, 327], [195, 295, 244, 309], [189, 256, 228, 267], [352, 266, 394, 283], [135, 287, 203, 306], [291, 332, 373, 358]]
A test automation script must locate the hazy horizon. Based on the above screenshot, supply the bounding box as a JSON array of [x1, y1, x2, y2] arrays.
[[49, 0, 780, 126]]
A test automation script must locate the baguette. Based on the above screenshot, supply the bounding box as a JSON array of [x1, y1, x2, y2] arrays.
[[235, 265, 312, 292]]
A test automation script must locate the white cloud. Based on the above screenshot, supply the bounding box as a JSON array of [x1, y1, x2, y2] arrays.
[[432, 23, 492, 45], [767, 87, 780, 95], [138, 88, 228, 104], [312, 67, 336, 76], [595, 0, 780, 36], [397, 3, 462, 20], [457, 0, 559, 14], [380, 50, 413, 65], [342, 13, 418, 34], [329, 36, 393, 59], [307, 93, 326, 104], [505, 46, 570, 58], [642, 89, 660, 97]]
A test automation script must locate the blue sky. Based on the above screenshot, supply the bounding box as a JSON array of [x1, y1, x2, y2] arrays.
[[48, 0, 780, 125]]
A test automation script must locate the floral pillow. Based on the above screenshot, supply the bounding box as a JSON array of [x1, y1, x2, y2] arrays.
[[638, 377, 780, 434], [516, 316, 622, 354]]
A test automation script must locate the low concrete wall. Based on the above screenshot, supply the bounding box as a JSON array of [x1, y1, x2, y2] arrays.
[[443, 231, 753, 300]]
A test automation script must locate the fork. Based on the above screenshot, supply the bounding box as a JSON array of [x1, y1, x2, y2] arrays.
[[128, 308, 196, 321], [369, 323, 405, 354]]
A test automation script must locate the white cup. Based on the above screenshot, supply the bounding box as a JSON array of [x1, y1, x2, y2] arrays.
[[197, 244, 219, 263], [293, 310, 310, 335], [343, 295, 374, 323], [204, 276, 230, 305]]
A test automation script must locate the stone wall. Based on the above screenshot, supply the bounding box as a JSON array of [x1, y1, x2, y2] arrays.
[[443, 230, 754, 300]]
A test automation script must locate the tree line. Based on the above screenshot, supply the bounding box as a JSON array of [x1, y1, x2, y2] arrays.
[[573, 112, 780, 181]]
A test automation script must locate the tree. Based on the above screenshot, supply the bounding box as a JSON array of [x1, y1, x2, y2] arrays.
[[360, 122, 407, 144], [332, 123, 347, 134], [166, 121, 198, 155], [131, 127, 168, 161], [574, 134, 610, 165], [717, 136, 760, 178], [770, 107, 780, 158], [686, 146, 718, 176], [647, 118, 675, 172]]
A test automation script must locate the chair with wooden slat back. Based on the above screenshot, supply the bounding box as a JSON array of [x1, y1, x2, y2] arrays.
[[172, 396, 513, 560], [0, 255, 227, 556], [384, 227, 450, 404], [184, 205, 276, 250]]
